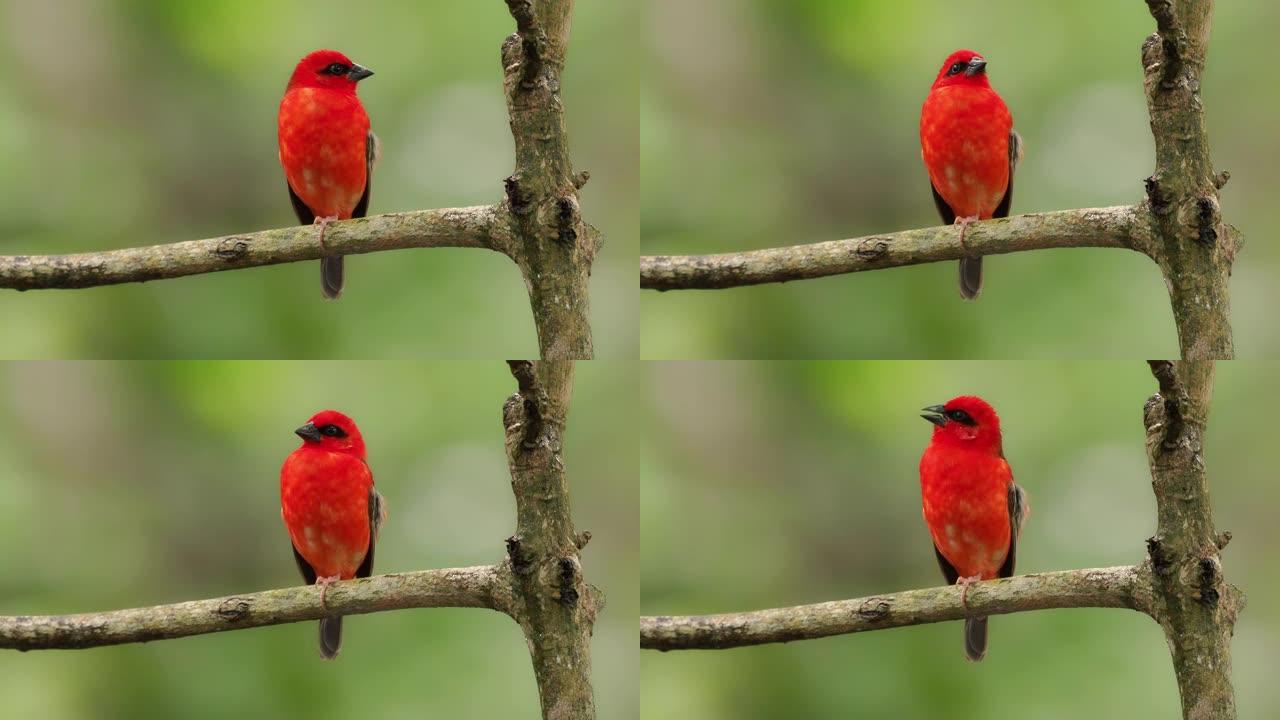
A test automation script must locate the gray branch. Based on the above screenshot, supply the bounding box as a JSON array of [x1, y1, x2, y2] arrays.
[[0, 207, 500, 291], [641, 206, 1146, 291], [641, 566, 1150, 651], [0, 566, 511, 650]]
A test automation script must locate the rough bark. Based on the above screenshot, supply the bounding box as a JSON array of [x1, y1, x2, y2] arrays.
[[1143, 361, 1242, 719], [1141, 0, 1235, 360], [501, 0, 600, 359], [503, 360, 601, 720], [0, 207, 499, 291], [0, 566, 510, 650], [641, 566, 1149, 651], [641, 206, 1146, 291]]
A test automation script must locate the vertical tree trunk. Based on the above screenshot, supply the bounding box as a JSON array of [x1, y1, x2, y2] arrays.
[[502, 0, 600, 359], [503, 361, 600, 719]]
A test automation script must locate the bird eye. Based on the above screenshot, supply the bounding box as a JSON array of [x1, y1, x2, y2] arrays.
[[324, 63, 349, 76], [320, 424, 347, 438], [947, 62, 966, 76], [946, 409, 976, 426]]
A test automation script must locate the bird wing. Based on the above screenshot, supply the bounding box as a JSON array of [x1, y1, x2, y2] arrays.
[[934, 543, 960, 585], [355, 480, 386, 580], [998, 479, 1029, 579], [287, 183, 315, 225], [992, 129, 1023, 220], [351, 130, 378, 220], [292, 544, 317, 585], [929, 182, 956, 225]]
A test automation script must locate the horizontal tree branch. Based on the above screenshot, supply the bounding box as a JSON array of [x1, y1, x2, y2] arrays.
[[640, 565, 1151, 651], [641, 206, 1148, 291], [0, 566, 512, 651], [0, 206, 502, 291]]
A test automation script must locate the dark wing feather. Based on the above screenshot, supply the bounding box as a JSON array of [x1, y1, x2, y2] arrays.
[[934, 544, 959, 585], [355, 485, 385, 579], [998, 481, 1028, 579], [292, 545, 317, 585], [930, 183, 956, 225], [351, 130, 377, 220], [288, 184, 314, 225], [992, 129, 1022, 220]]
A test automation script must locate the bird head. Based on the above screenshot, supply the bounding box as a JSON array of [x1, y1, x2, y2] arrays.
[[295, 409, 367, 460], [287, 49, 374, 93], [920, 395, 1003, 452], [931, 49, 991, 90]]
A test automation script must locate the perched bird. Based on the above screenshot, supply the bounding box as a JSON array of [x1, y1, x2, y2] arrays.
[[278, 49, 378, 299], [280, 410, 386, 659], [920, 49, 1022, 299], [919, 396, 1028, 661]]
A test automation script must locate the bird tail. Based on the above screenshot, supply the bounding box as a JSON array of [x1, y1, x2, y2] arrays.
[[959, 257, 983, 300], [321, 257, 345, 300], [964, 616, 988, 661], [319, 616, 343, 659]]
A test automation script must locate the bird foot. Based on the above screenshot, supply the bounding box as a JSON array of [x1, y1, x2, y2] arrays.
[[956, 574, 982, 610], [313, 215, 340, 253], [316, 575, 341, 610], [954, 215, 979, 251]]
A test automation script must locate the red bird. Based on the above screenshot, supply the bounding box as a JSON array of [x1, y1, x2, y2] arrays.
[[280, 410, 386, 659], [919, 396, 1027, 661], [278, 50, 378, 299], [920, 49, 1022, 299]]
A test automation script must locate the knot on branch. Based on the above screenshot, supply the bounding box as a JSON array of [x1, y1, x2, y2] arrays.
[[505, 360, 544, 448], [506, 534, 535, 576], [1144, 175, 1173, 216], [855, 238, 889, 261], [1146, 361, 1185, 448], [855, 597, 892, 624], [502, 1, 547, 89], [505, 174, 533, 215], [1142, 2, 1187, 88], [215, 597, 253, 622], [556, 196, 580, 246], [1195, 196, 1219, 246], [214, 238, 249, 262], [557, 556, 581, 607], [1147, 536, 1173, 575], [1197, 556, 1221, 607]]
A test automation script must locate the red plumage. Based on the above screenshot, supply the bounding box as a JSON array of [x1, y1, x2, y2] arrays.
[[919, 395, 1027, 661], [278, 49, 377, 299], [920, 49, 1020, 299], [280, 409, 385, 659]]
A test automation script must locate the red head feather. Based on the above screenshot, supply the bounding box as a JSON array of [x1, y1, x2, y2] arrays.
[[286, 49, 373, 93], [295, 409, 367, 461], [931, 49, 993, 91], [921, 395, 1003, 454]]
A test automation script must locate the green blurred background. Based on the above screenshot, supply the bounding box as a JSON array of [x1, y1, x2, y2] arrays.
[[0, 361, 637, 719], [641, 361, 1272, 718], [0, 1, 637, 358], [641, 0, 1277, 358]]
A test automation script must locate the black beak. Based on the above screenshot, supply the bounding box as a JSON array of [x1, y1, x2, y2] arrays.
[[346, 64, 374, 82], [921, 405, 947, 427], [965, 58, 987, 77], [295, 422, 323, 442]]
